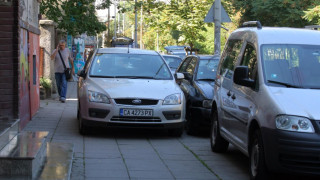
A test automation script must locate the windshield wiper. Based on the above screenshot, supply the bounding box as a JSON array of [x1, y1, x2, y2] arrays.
[[90, 75, 116, 78], [197, 78, 215, 81], [153, 63, 166, 78], [115, 76, 155, 79], [267, 80, 301, 88]]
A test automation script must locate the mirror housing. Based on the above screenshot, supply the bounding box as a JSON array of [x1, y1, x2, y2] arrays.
[[175, 72, 184, 80], [233, 66, 255, 88]]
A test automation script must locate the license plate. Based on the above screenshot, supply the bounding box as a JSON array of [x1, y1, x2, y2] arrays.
[[120, 109, 153, 117]]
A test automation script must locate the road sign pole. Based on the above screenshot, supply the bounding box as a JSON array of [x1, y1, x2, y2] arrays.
[[214, 0, 221, 55]]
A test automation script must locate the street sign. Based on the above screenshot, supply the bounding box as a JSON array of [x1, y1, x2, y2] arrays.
[[204, 2, 231, 23]]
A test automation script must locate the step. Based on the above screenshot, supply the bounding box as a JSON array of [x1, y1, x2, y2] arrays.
[[0, 119, 19, 151], [0, 131, 48, 179], [39, 142, 74, 180]]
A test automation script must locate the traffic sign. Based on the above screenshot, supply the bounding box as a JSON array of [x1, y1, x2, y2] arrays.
[[204, 2, 231, 23]]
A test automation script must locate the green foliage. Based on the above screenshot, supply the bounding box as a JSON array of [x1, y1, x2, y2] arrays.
[[41, 0, 106, 36], [304, 5, 320, 24], [230, 0, 320, 27], [40, 77, 52, 89]]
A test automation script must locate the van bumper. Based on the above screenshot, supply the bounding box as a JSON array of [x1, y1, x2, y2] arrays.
[[261, 127, 320, 176]]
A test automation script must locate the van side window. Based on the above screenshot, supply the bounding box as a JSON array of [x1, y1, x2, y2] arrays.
[[240, 44, 257, 80], [177, 57, 192, 73], [186, 57, 197, 75], [219, 40, 242, 78]]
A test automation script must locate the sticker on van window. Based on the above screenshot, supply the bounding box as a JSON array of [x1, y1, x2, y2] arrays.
[[271, 74, 277, 78]]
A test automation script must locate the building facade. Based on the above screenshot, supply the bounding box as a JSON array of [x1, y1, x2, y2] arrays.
[[0, 0, 40, 129]]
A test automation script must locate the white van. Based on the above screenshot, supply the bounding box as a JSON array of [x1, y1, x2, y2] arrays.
[[210, 21, 320, 179]]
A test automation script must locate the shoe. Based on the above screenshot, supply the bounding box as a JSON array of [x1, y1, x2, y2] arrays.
[[60, 97, 66, 103]]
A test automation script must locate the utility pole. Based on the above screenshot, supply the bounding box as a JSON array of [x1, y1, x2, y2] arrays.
[[214, 0, 221, 55], [107, 5, 110, 46], [140, 0, 143, 49], [114, 0, 117, 38], [134, 0, 138, 48]]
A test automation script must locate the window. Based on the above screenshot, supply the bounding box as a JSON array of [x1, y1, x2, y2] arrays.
[[186, 57, 197, 75], [177, 57, 192, 73], [219, 40, 242, 78], [240, 44, 257, 80]]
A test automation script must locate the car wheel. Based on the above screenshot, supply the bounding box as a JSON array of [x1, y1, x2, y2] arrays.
[[168, 127, 184, 137], [249, 129, 268, 180], [185, 107, 198, 135], [77, 104, 80, 120], [210, 111, 229, 152], [78, 113, 87, 135]]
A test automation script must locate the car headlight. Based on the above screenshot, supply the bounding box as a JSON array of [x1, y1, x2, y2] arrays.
[[163, 93, 181, 105], [88, 90, 110, 104], [275, 115, 315, 133], [202, 99, 212, 109]]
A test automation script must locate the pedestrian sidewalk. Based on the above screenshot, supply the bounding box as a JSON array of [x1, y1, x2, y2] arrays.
[[23, 81, 78, 140], [22, 81, 78, 180]]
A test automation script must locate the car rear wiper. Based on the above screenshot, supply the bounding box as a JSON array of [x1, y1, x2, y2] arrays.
[[267, 80, 301, 88]]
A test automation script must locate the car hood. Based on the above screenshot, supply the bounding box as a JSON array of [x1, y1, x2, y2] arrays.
[[195, 80, 215, 99], [87, 78, 182, 99], [269, 87, 320, 120]]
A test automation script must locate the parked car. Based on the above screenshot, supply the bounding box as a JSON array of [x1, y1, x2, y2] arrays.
[[176, 55, 220, 135], [210, 21, 320, 179], [162, 54, 183, 74], [77, 48, 186, 136], [164, 45, 190, 59]]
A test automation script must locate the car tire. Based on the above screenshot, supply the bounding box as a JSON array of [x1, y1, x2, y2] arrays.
[[210, 111, 229, 153], [185, 109, 198, 135], [78, 110, 87, 135], [249, 129, 268, 180], [168, 127, 184, 137]]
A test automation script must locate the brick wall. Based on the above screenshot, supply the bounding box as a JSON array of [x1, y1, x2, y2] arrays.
[[0, 1, 19, 120]]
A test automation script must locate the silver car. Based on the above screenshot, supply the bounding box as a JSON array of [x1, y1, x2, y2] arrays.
[[77, 48, 185, 136], [211, 21, 320, 179]]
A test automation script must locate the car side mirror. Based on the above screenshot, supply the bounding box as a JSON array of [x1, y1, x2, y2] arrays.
[[78, 70, 86, 79], [175, 73, 184, 85], [233, 66, 255, 88], [176, 72, 184, 80]]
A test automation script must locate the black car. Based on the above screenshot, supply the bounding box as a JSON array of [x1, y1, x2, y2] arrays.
[[176, 55, 220, 135], [162, 55, 183, 74]]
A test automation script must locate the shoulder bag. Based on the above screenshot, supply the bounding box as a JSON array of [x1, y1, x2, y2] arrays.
[[58, 50, 72, 80]]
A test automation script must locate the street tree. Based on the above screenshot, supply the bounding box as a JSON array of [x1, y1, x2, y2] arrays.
[[40, 0, 108, 36], [230, 0, 320, 27], [304, 5, 320, 25]]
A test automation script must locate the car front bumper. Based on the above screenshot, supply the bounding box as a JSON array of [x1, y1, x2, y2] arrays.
[[80, 99, 185, 129], [261, 126, 320, 176]]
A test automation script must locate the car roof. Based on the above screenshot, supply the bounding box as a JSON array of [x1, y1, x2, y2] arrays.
[[185, 54, 220, 60], [162, 54, 182, 58], [231, 27, 320, 45], [96, 48, 160, 55]]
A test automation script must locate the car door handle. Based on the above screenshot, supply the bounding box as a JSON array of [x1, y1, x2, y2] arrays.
[[227, 91, 231, 96], [231, 94, 236, 100]]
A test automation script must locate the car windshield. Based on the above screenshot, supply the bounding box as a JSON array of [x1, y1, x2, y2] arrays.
[[163, 56, 182, 69], [89, 53, 172, 79], [262, 44, 320, 89], [196, 58, 219, 80]]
